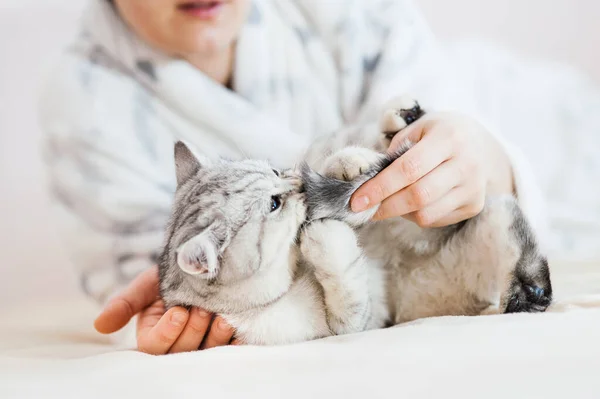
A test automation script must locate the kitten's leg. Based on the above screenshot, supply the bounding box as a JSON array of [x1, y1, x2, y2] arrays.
[[455, 197, 553, 315], [487, 199, 554, 315], [499, 201, 553, 313], [317, 95, 425, 182], [300, 220, 376, 334]]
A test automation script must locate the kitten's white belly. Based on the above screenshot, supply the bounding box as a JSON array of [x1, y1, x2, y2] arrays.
[[222, 274, 331, 345]]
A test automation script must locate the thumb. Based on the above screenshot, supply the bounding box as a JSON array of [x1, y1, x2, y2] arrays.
[[94, 266, 160, 334]]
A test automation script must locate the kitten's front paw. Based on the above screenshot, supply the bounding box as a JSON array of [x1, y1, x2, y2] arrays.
[[321, 147, 384, 181], [379, 96, 424, 145], [300, 220, 361, 274]]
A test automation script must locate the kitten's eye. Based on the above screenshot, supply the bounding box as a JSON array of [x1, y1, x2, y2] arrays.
[[271, 195, 282, 212], [272, 169, 280, 177]]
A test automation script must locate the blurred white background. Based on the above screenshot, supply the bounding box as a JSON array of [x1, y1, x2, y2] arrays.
[[0, 0, 599, 308]]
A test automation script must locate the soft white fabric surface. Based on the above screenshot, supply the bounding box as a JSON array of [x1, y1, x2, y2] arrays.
[[5, 1, 599, 397], [1, 260, 599, 399]]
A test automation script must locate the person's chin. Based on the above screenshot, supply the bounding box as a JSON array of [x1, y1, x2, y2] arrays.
[[183, 30, 232, 55]]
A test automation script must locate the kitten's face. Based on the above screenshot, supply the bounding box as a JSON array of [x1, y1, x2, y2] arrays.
[[163, 142, 305, 295]]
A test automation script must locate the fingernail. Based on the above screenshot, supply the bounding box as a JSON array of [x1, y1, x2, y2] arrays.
[[352, 196, 370, 212], [195, 308, 210, 318], [170, 311, 187, 327]]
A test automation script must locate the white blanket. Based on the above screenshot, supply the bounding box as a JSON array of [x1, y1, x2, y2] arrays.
[[2, 260, 599, 399]]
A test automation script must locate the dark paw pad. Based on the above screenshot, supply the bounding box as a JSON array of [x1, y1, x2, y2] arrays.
[[505, 283, 552, 314], [397, 103, 425, 126]]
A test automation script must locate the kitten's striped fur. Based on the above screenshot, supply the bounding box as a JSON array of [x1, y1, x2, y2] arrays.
[[158, 144, 388, 345]]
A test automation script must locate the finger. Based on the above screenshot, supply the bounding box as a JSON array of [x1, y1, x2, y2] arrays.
[[372, 160, 461, 220], [351, 131, 452, 212], [230, 338, 244, 346], [94, 266, 160, 334], [387, 118, 427, 151], [137, 306, 189, 355], [200, 316, 235, 350], [403, 187, 484, 228], [136, 300, 169, 334], [168, 308, 213, 354]]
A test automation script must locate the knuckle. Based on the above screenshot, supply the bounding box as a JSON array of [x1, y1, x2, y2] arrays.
[[155, 329, 177, 346], [464, 197, 485, 218], [378, 202, 398, 220], [186, 317, 209, 336], [409, 185, 430, 209], [398, 157, 421, 183], [371, 182, 390, 203], [414, 210, 433, 227], [471, 196, 486, 215]]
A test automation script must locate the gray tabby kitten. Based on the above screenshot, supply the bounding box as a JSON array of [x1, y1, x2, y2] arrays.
[[159, 96, 552, 345], [303, 96, 552, 322], [158, 143, 389, 345]]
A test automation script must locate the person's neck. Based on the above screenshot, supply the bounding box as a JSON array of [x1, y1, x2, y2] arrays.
[[186, 45, 235, 88]]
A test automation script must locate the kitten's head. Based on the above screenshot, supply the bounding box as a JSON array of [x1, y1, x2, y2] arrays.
[[159, 142, 306, 310]]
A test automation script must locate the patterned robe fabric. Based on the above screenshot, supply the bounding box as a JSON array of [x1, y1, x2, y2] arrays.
[[39, 0, 599, 303]]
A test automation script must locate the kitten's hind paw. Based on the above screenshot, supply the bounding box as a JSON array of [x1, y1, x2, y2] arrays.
[[504, 280, 552, 314]]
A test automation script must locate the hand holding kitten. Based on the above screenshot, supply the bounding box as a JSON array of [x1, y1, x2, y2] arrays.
[[94, 266, 238, 354], [351, 112, 514, 227]]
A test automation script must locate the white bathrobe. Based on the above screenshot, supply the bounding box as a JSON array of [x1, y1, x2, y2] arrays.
[[39, 0, 600, 303]]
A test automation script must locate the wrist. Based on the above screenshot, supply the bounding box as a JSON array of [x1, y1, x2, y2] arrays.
[[484, 134, 515, 196]]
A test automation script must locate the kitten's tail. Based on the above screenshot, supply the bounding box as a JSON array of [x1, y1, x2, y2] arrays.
[[301, 143, 411, 227]]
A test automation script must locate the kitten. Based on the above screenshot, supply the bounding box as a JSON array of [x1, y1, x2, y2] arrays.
[[302, 96, 553, 323], [157, 143, 388, 345], [159, 96, 553, 345]]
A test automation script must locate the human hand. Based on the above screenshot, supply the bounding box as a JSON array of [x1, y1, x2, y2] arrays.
[[351, 112, 514, 227], [94, 266, 240, 354]]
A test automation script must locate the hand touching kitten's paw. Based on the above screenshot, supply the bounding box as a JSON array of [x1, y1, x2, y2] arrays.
[[321, 147, 384, 181]]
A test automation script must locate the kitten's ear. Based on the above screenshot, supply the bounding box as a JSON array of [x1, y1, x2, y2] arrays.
[[176, 232, 219, 278], [174, 141, 202, 186]]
